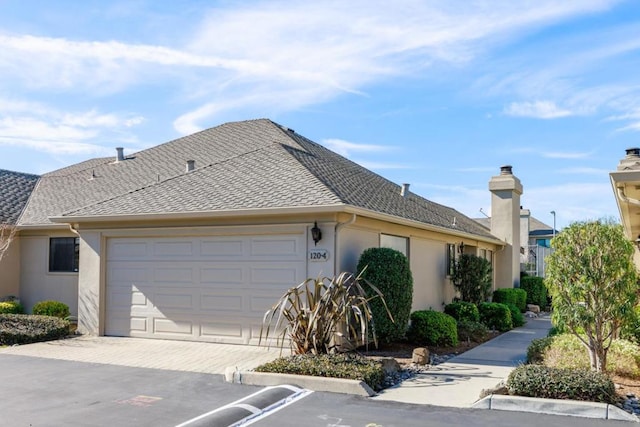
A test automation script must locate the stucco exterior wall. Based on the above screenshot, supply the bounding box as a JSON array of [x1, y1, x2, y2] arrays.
[[0, 237, 21, 298], [19, 231, 78, 315], [336, 216, 500, 312]]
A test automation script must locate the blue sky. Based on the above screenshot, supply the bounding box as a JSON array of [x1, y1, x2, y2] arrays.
[[1, 0, 639, 229]]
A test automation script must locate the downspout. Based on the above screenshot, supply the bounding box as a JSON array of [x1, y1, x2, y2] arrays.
[[334, 214, 357, 274], [617, 187, 640, 207]]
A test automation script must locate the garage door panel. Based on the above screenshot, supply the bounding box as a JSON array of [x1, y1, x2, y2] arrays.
[[105, 233, 306, 344], [153, 241, 194, 257], [200, 266, 244, 285], [154, 293, 193, 310], [201, 239, 245, 257], [200, 294, 243, 312], [153, 318, 193, 335]]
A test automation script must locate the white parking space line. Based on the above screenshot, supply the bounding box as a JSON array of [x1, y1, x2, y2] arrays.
[[176, 385, 313, 427]]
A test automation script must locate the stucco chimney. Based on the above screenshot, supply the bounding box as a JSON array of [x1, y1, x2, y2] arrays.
[[489, 165, 523, 289], [618, 148, 640, 171], [186, 160, 195, 172], [400, 183, 410, 197], [115, 147, 125, 162]]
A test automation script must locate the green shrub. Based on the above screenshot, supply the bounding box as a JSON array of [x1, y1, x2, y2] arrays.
[[507, 365, 617, 404], [357, 248, 413, 344], [32, 300, 70, 319], [457, 320, 489, 343], [255, 353, 386, 391], [478, 302, 512, 332], [520, 276, 548, 308], [543, 334, 640, 378], [621, 305, 640, 344], [0, 301, 24, 314], [492, 288, 527, 312], [451, 254, 492, 304], [526, 336, 554, 363], [0, 314, 69, 345], [506, 303, 525, 327], [444, 302, 479, 322], [407, 310, 458, 347]]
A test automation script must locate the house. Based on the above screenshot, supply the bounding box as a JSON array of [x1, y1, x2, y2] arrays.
[[474, 209, 558, 277], [0, 119, 523, 344], [610, 147, 640, 265]]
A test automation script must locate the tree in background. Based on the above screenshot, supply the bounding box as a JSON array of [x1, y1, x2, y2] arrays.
[[546, 219, 639, 373], [451, 254, 492, 305], [357, 247, 412, 343]]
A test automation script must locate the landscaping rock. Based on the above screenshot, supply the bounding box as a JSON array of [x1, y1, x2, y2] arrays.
[[526, 304, 540, 314], [378, 357, 401, 374], [524, 311, 538, 318], [412, 347, 429, 365]]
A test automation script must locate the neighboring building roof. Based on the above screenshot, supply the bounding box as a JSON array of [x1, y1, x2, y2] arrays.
[[20, 119, 495, 240], [472, 215, 557, 237], [529, 217, 556, 237], [0, 169, 40, 224]]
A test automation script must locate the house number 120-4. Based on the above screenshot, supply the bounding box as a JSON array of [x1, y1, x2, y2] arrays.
[[308, 249, 329, 262]]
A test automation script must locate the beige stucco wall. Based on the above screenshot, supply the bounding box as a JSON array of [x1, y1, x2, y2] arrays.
[[0, 236, 21, 298], [336, 215, 500, 312], [19, 231, 78, 315]]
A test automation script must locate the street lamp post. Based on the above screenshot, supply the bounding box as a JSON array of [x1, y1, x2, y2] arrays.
[[550, 210, 556, 239]]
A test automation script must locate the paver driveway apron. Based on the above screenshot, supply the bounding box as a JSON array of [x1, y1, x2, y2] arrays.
[[0, 336, 286, 374]]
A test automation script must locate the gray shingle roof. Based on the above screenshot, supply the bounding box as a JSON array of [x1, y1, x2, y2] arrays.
[[20, 119, 495, 240], [0, 169, 39, 224]]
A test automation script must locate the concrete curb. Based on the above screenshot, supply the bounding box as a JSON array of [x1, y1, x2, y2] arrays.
[[472, 394, 639, 422], [225, 368, 375, 397]]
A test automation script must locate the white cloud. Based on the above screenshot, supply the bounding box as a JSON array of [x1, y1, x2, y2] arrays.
[[0, 98, 144, 155], [322, 139, 393, 157], [542, 151, 591, 159], [557, 167, 609, 175], [504, 101, 573, 119], [0, 1, 622, 132]]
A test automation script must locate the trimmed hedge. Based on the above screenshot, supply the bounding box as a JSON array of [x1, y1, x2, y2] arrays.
[[357, 248, 413, 344], [0, 314, 69, 345], [32, 300, 70, 319], [444, 302, 479, 323], [0, 301, 24, 314], [407, 310, 458, 347], [478, 302, 512, 332], [507, 365, 617, 404], [457, 320, 489, 343], [506, 303, 525, 327], [520, 276, 547, 308], [492, 288, 527, 312], [255, 353, 386, 391]]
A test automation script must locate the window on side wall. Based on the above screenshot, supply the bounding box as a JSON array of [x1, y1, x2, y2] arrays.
[[446, 243, 456, 276], [49, 237, 80, 273], [380, 234, 409, 258]]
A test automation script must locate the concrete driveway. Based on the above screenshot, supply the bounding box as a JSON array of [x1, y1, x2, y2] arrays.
[[0, 335, 287, 374]]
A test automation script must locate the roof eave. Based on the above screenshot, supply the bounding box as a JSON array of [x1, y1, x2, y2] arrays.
[[50, 203, 505, 246]]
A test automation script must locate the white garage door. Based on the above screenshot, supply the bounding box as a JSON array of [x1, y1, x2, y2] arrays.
[[105, 232, 307, 345]]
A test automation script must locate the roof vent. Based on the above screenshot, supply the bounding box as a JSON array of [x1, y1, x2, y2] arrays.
[[186, 160, 195, 172], [115, 147, 125, 162], [626, 148, 640, 158], [400, 183, 410, 198], [500, 165, 513, 175]]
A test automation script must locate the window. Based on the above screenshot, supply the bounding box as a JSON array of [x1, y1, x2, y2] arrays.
[[536, 238, 551, 248], [380, 234, 409, 257], [49, 237, 79, 272], [446, 243, 456, 276]]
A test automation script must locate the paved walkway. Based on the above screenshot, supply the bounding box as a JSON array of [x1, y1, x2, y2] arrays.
[[373, 315, 552, 407], [0, 336, 285, 374]]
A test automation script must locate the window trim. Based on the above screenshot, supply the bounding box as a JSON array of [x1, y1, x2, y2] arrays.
[[48, 237, 80, 273], [446, 243, 456, 277]]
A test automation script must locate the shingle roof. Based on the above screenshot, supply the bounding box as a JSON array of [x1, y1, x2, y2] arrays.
[[472, 215, 556, 237], [20, 119, 495, 240], [0, 169, 39, 224]]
